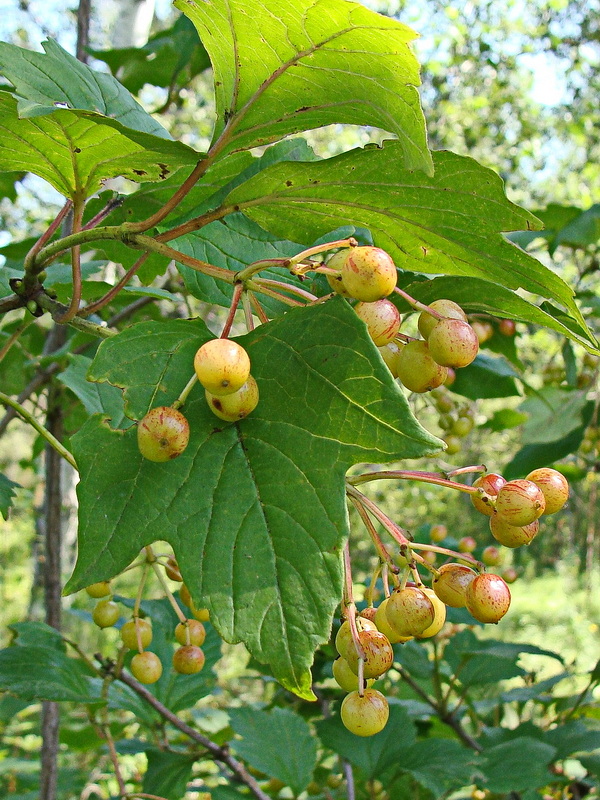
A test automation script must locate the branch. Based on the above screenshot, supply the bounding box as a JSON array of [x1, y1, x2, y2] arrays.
[[0, 390, 78, 470], [113, 667, 272, 800]]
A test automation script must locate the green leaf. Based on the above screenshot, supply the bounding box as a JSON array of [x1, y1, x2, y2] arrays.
[[482, 409, 528, 432], [0, 170, 24, 202], [176, 213, 305, 314], [551, 203, 600, 252], [0, 472, 20, 520], [228, 707, 317, 795], [476, 737, 556, 793], [142, 749, 196, 800], [58, 355, 129, 431], [504, 418, 592, 479], [225, 145, 588, 330], [8, 621, 65, 651], [400, 739, 475, 795], [65, 300, 441, 697], [316, 705, 417, 780], [544, 721, 600, 759], [450, 352, 521, 400], [0, 92, 198, 200], [400, 275, 598, 352], [177, 0, 432, 174], [91, 15, 210, 95], [520, 387, 590, 444], [0, 645, 97, 703], [500, 673, 571, 703], [0, 39, 171, 138]]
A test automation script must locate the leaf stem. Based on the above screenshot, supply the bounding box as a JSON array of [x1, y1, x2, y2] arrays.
[[56, 198, 86, 323], [23, 199, 73, 276], [348, 469, 480, 495], [78, 253, 150, 317], [0, 390, 77, 470], [172, 373, 199, 410], [393, 286, 446, 318], [220, 282, 244, 338]]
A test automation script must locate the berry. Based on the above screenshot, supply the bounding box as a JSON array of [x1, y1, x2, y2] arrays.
[[340, 689, 389, 737], [345, 629, 394, 679], [194, 339, 251, 396], [489, 516, 539, 548], [433, 563, 476, 608], [92, 599, 120, 629], [85, 581, 111, 598], [385, 586, 435, 637], [444, 435, 462, 455], [137, 406, 190, 462], [206, 375, 259, 421], [430, 524, 447, 543], [359, 607, 378, 622], [396, 340, 448, 393], [354, 299, 401, 346], [525, 468, 569, 514], [452, 415, 474, 437], [458, 536, 477, 553], [499, 319, 516, 337], [481, 545, 503, 566], [165, 556, 182, 582], [332, 657, 375, 692], [444, 367, 456, 387], [470, 320, 494, 343], [502, 567, 519, 584], [418, 299, 467, 339], [471, 473, 506, 516], [416, 588, 447, 638], [495, 479, 546, 526], [325, 250, 352, 296], [175, 619, 206, 647], [120, 618, 153, 650], [465, 574, 511, 623], [378, 341, 403, 378], [131, 651, 163, 684], [428, 319, 479, 368], [373, 599, 413, 644], [172, 645, 205, 674], [340, 246, 397, 302], [335, 617, 377, 661]]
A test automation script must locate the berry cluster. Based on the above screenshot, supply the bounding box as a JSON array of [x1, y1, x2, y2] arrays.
[[325, 247, 480, 395], [136, 338, 257, 463], [430, 387, 476, 455], [335, 466, 569, 737], [84, 555, 212, 685]]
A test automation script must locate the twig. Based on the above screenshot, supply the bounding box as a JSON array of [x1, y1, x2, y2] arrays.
[[112, 667, 272, 800], [0, 390, 77, 470], [79, 253, 150, 317]]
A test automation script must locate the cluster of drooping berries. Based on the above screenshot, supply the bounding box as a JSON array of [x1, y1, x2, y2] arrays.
[[325, 247, 480, 395], [136, 338, 256, 463], [84, 555, 212, 685], [470, 467, 569, 547], [333, 568, 511, 736]]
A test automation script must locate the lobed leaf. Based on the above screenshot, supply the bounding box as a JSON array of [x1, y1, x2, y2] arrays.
[[225, 144, 590, 334], [176, 0, 432, 173], [66, 299, 441, 696], [0, 472, 20, 520], [0, 39, 170, 138], [0, 92, 198, 199]]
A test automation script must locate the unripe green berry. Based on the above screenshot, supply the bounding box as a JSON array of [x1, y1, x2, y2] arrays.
[[194, 339, 251, 396], [206, 375, 259, 421], [418, 299, 467, 339], [428, 319, 479, 368], [120, 618, 153, 650], [137, 406, 189, 462], [85, 581, 111, 598], [495, 479, 546, 526], [489, 515, 539, 548], [131, 651, 163, 684], [340, 689, 389, 736], [92, 599, 120, 629], [172, 645, 205, 674], [465, 573, 511, 623], [433, 563, 476, 608], [525, 468, 569, 515], [397, 340, 448, 393], [340, 246, 397, 302], [354, 299, 401, 346]]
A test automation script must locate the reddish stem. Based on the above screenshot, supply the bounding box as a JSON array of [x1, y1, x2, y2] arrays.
[[79, 253, 150, 317], [349, 495, 399, 574], [24, 200, 73, 275], [348, 470, 480, 495], [248, 293, 269, 325], [221, 283, 244, 338], [393, 286, 446, 318], [81, 196, 123, 231], [56, 199, 85, 323]]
